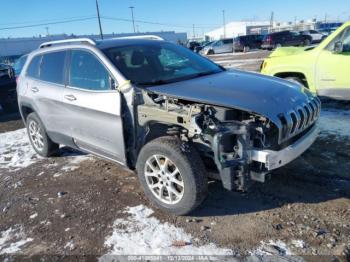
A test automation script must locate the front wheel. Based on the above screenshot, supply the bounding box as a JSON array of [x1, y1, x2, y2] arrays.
[[303, 39, 311, 46], [136, 137, 208, 215]]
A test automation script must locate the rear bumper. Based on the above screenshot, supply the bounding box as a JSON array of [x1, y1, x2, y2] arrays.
[[250, 124, 319, 171], [261, 44, 274, 49], [317, 88, 350, 101]]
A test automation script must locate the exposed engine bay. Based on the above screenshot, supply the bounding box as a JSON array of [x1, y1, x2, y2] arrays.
[[136, 90, 281, 191]]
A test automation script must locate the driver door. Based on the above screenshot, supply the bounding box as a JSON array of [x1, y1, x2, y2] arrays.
[[316, 27, 350, 98], [62, 49, 126, 164]]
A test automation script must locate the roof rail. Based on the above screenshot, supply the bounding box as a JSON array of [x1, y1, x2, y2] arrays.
[[39, 38, 96, 49], [114, 35, 164, 41]]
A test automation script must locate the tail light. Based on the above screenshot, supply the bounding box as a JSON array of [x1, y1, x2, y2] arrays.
[[266, 36, 272, 44]]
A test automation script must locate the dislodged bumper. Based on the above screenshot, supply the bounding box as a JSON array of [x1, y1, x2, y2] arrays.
[[250, 124, 319, 171]]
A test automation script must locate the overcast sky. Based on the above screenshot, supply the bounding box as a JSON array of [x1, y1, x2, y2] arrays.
[[0, 0, 349, 38]]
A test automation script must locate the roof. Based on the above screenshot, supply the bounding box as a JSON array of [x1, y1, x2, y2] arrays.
[[95, 38, 166, 50]]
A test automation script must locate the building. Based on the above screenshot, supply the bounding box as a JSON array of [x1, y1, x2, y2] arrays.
[[205, 21, 271, 41], [0, 31, 187, 59]]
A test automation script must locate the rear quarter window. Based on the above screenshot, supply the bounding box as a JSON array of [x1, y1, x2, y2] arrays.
[[40, 51, 66, 84], [26, 55, 41, 79]]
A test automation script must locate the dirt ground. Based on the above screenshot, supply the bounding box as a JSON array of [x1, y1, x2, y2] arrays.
[[0, 51, 349, 261]]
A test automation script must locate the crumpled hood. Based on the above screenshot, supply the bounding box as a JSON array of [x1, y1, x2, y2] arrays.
[[147, 70, 315, 125], [269, 46, 314, 58]]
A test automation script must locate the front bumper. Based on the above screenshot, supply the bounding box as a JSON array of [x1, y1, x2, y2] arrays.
[[250, 124, 319, 171], [317, 88, 350, 101]]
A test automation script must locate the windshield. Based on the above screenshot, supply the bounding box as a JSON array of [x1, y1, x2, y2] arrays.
[[103, 41, 223, 86]]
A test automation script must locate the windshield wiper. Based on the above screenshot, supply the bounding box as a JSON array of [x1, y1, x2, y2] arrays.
[[137, 80, 170, 87]]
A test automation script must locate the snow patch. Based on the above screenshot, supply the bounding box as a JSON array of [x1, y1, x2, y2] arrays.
[[0, 128, 91, 172], [251, 240, 292, 256], [101, 205, 233, 257], [0, 129, 40, 171], [292, 240, 306, 249], [0, 227, 33, 254], [29, 213, 38, 219], [319, 109, 350, 139]]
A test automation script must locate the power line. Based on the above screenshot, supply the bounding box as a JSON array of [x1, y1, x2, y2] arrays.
[[0, 15, 96, 26], [0, 17, 97, 31]]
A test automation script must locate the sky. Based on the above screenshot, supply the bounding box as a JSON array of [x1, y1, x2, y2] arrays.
[[0, 0, 349, 38]]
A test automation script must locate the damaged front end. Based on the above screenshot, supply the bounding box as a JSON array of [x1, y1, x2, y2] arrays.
[[135, 89, 320, 192]]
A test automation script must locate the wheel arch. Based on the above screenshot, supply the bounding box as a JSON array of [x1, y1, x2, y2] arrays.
[[274, 72, 310, 89]]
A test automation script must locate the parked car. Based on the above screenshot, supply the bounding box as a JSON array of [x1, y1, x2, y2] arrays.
[[200, 38, 233, 55], [300, 30, 327, 43], [261, 21, 350, 100], [233, 34, 264, 52], [194, 41, 214, 53], [13, 54, 28, 78], [261, 31, 312, 50], [0, 63, 17, 113], [319, 27, 339, 36], [18, 37, 320, 215], [187, 41, 201, 51]]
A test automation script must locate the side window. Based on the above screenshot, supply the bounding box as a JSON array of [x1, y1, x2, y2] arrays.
[[327, 27, 350, 52], [69, 50, 110, 91], [40, 51, 66, 84], [26, 55, 41, 79], [341, 28, 350, 52]]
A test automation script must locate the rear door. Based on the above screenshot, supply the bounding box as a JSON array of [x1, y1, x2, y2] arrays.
[[63, 49, 126, 163], [25, 51, 68, 136]]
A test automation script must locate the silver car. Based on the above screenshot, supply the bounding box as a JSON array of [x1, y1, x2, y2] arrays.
[[18, 37, 320, 215], [200, 38, 233, 55]]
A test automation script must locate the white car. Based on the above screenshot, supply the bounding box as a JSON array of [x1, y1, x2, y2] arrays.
[[301, 30, 326, 43]]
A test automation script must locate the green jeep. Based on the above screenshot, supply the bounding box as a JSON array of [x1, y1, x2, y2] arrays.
[[261, 21, 350, 100]]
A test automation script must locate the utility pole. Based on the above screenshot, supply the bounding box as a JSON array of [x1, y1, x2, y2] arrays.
[[95, 0, 103, 39], [192, 24, 196, 39], [129, 6, 136, 33], [222, 10, 226, 38], [269, 11, 274, 33], [45, 27, 50, 36], [324, 13, 327, 23]]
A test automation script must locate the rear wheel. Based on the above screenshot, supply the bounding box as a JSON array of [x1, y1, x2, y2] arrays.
[[26, 112, 59, 157], [303, 39, 311, 46], [207, 49, 214, 55], [136, 137, 208, 215], [243, 46, 250, 52]]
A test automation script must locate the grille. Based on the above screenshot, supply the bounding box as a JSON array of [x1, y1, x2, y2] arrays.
[[278, 97, 321, 143]]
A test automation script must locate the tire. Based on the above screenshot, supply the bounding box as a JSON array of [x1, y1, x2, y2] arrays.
[[284, 76, 304, 86], [26, 112, 59, 157], [275, 43, 282, 49], [207, 49, 214, 55], [243, 46, 250, 53], [303, 39, 311, 46], [136, 136, 208, 215]]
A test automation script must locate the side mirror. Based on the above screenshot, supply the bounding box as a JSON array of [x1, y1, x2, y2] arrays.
[[334, 41, 343, 53]]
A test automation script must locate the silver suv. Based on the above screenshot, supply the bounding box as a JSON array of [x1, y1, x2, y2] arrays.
[[18, 37, 320, 215]]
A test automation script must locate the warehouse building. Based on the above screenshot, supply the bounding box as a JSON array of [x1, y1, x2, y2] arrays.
[[205, 21, 271, 40]]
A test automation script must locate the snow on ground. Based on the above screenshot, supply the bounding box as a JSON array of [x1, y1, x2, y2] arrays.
[[0, 129, 39, 171], [0, 128, 91, 172], [319, 109, 350, 139], [101, 205, 234, 258], [0, 226, 33, 254]]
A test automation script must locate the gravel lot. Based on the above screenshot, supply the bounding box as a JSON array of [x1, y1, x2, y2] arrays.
[[0, 50, 349, 261]]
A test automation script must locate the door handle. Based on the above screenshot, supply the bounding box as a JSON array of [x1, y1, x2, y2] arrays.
[[31, 87, 39, 93], [64, 94, 77, 101]]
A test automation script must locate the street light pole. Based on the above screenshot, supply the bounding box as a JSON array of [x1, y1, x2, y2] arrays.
[[95, 0, 104, 39], [129, 6, 136, 33], [222, 10, 226, 38]]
